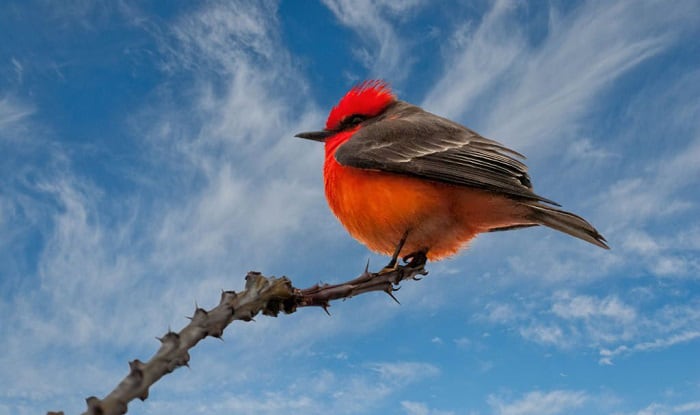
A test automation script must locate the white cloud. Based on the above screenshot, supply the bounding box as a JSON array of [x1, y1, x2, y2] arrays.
[[0, 2, 337, 411], [564, 137, 617, 163], [167, 0, 279, 72], [519, 324, 567, 347], [0, 95, 33, 136], [10, 57, 23, 83], [482, 303, 519, 324], [616, 226, 700, 278], [423, 0, 686, 155], [420, 1, 699, 286], [483, 1, 680, 152], [551, 292, 636, 322], [140, 1, 334, 271], [599, 331, 700, 365], [145, 360, 439, 415], [602, 177, 694, 226], [422, 0, 523, 120], [453, 337, 471, 348], [369, 361, 440, 383], [401, 400, 455, 415], [673, 401, 700, 413], [488, 390, 588, 415], [595, 68, 700, 244], [321, 0, 425, 80], [628, 400, 700, 415], [0, 88, 147, 406], [622, 231, 662, 256], [475, 291, 700, 363], [617, 224, 700, 280]]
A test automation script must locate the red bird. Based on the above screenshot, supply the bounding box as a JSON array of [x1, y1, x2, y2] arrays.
[[296, 81, 608, 269]]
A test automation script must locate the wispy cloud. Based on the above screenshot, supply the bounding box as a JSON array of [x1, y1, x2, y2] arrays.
[[144, 359, 439, 415], [0, 95, 33, 136], [0, 1, 330, 411], [369, 361, 440, 383], [550, 292, 638, 344], [477, 292, 700, 364], [422, 0, 523, 120], [401, 400, 455, 415], [140, 0, 333, 271], [414, 1, 700, 289], [488, 390, 588, 415], [485, 3, 671, 150], [0, 100, 148, 413], [627, 400, 700, 415], [599, 331, 700, 365], [321, 0, 425, 81], [551, 292, 636, 322], [423, 0, 689, 154]]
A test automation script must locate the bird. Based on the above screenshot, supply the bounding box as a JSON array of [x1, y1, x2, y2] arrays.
[[295, 80, 608, 270]]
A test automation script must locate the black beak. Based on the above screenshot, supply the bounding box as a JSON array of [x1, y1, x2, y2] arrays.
[[294, 130, 332, 142]]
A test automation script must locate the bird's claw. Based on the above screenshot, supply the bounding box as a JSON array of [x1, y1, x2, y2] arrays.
[[402, 250, 428, 269]]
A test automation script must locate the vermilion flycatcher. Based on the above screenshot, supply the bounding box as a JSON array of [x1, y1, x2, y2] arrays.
[[296, 81, 608, 269]]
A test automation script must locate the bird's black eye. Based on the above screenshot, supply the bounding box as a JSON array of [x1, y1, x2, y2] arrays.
[[339, 114, 367, 130], [349, 115, 365, 125]]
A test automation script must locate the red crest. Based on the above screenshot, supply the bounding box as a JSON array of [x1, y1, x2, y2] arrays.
[[325, 80, 396, 131]]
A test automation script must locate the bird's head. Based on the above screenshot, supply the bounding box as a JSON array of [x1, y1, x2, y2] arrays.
[[295, 80, 396, 142]]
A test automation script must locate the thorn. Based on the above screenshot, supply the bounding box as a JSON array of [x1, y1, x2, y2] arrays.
[[322, 303, 331, 316], [129, 359, 145, 372], [190, 307, 208, 320], [157, 331, 180, 344], [364, 258, 370, 274], [386, 290, 401, 305], [138, 389, 149, 401], [210, 327, 224, 340], [85, 397, 104, 413]]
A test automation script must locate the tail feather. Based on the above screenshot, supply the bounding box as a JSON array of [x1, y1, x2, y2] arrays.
[[526, 204, 609, 249]]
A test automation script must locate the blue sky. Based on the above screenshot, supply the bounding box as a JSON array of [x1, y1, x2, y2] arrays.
[[1, 1, 699, 414]]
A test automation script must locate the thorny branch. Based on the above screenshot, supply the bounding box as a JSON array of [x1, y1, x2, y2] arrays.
[[48, 262, 427, 415]]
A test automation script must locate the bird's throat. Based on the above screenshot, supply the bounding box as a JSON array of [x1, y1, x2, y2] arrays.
[[323, 129, 356, 160]]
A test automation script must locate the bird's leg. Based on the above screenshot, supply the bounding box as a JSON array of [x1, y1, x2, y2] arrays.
[[378, 230, 409, 275]]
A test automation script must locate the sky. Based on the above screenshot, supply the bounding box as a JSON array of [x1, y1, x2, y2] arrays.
[[1, 1, 699, 414]]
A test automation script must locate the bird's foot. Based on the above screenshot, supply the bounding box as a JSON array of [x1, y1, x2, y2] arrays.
[[402, 250, 428, 269], [378, 250, 427, 275]]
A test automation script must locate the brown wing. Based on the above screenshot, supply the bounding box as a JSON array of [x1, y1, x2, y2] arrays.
[[334, 101, 559, 205]]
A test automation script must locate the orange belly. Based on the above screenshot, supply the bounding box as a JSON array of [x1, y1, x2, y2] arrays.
[[324, 159, 528, 260]]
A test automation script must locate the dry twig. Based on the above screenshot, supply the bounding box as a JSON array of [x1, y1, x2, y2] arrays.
[[48, 262, 427, 415]]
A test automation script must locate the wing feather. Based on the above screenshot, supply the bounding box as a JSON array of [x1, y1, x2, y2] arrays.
[[334, 101, 558, 205]]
